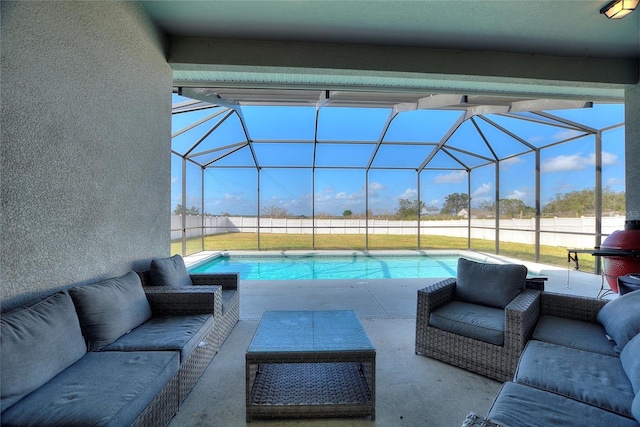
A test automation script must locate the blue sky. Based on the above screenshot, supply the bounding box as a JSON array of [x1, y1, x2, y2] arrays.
[[171, 96, 625, 216]]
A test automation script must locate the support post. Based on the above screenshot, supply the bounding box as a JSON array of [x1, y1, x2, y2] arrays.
[[595, 131, 603, 275], [625, 84, 640, 223], [467, 171, 471, 249], [181, 157, 187, 256], [495, 161, 500, 254], [535, 149, 541, 262]]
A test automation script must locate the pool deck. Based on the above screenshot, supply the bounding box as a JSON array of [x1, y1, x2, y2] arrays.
[[185, 249, 615, 321], [171, 250, 615, 427]]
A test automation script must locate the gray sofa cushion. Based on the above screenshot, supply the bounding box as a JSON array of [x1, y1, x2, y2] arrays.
[[488, 382, 639, 427], [620, 334, 640, 422], [430, 300, 505, 345], [532, 315, 617, 356], [149, 254, 193, 287], [101, 314, 214, 361], [515, 340, 635, 418], [0, 351, 178, 426], [455, 258, 527, 309], [70, 272, 152, 350], [0, 291, 87, 412], [597, 290, 640, 353]]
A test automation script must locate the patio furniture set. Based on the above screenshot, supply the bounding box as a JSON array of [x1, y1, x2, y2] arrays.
[[3, 252, 639, 426], [0, 255, 239, 426], [416, 258, 640, 427]]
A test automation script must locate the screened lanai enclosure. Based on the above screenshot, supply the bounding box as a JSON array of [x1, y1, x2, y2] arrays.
[[171, 88, 626, 268]]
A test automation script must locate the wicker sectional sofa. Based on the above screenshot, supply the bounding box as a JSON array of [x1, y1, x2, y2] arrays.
[[473, 291, 640, 427], [1, 265, 239, 426]]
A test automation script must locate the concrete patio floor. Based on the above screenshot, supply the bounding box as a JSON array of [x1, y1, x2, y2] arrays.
[[169, 252, 613, 426]]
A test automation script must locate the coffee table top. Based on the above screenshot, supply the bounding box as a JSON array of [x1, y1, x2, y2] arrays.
[[247, 310, 375, 354]]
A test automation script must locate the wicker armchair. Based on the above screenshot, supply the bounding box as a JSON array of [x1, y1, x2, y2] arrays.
[[415, 260, 541, 382]]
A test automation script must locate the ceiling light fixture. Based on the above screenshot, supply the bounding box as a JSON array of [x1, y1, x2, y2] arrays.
[[600, 0, 639, 18]]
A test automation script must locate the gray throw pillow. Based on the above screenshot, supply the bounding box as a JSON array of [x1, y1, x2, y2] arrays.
[[597, 289, 640, 353], [149, 254, 193, 287], [455, 258, 527, 309], [70, 272, 152, 350], [1, 292, 87, 411]]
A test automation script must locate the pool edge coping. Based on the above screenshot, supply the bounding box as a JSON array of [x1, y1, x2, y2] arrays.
[[184, 249, 519, 272]]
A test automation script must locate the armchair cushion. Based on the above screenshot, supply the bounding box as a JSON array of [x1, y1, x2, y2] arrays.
[[70, 272, 152, 351], [430, 301, 505, 345], [456, 258, 527, 309], [149, 254, 193, 287], [596, 289, 640, 353]]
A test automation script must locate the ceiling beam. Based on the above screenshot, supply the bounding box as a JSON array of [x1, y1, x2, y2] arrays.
[[509, 99, 593, 112], [169, 37, 635, 100]]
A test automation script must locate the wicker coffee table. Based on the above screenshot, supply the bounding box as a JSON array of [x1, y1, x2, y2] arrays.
[[245, 310, 376, 422]]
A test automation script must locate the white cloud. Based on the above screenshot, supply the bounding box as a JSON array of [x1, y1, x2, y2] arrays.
[[434, 170, 467, 184], [335, 192, 348, 199], [552, 129, 583, 141], [601, 151, 618, 165], [542, 154, 584, 173], [310, 185, 371, 215], [224, 193, 243, 201], [500, 157, 523, 169], [367, 182, 386, 199], [606, 177, 624, 187], [472, 183, 492, 198], [398, 188, 417, 199], [368, 182, 385, 191], [318, 186, 334, 195], [528, 135, 545, 144], [542, 151, 618, 173], [505, 189, 527, 200]]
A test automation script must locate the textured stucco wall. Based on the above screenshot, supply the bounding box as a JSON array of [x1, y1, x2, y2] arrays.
[[626, 82, 640, 222], [1, 2, 172, 305]]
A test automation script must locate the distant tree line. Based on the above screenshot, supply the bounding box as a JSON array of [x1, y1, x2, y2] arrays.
[[175, 188, 624, 219], [542, 187, 624, 217], [480, 199, 536, 219], [172, 205, 215, 216]]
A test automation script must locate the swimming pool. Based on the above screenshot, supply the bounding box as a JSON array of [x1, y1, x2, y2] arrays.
[[189, 254, 462, 280]]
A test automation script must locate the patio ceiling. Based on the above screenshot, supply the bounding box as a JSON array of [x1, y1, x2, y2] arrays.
[[142, 1, 638, 59], [141, 1, 639, 100]]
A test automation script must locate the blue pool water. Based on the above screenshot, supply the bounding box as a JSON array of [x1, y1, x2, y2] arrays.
[[189, 255, 460, 280]]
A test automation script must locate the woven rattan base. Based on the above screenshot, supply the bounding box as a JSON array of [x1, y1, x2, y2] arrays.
[[246, 311, 376, 422], [131, 374, 179, 427], [247, 362, 373, 421]]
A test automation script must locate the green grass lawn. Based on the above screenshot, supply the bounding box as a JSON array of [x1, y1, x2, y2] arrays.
[[171, 232, 596, 273]]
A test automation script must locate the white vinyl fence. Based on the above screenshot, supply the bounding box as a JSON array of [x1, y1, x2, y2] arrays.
[[172, 215, 626, 249]]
